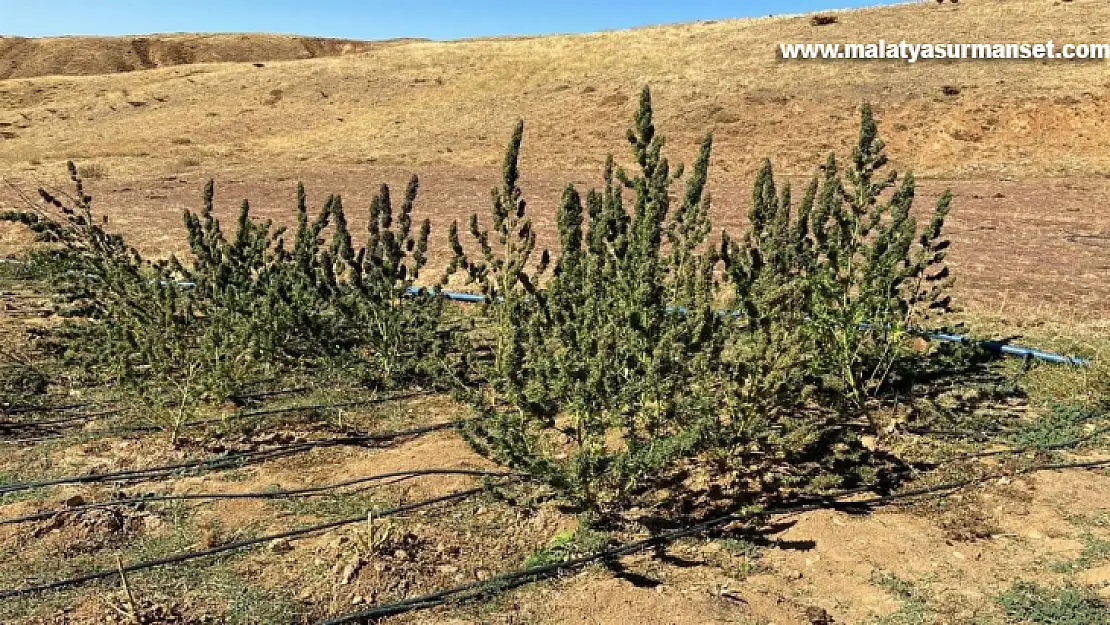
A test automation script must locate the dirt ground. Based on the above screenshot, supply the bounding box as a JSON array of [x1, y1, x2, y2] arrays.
[[2, 387, 1110, 624], [2, 0, 1110, 622]]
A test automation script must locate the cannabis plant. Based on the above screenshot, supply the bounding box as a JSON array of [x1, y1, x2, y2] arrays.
[[724, 104, 953, 419], [448, 88, 766, 517], [1, 163, 449, 442], [169, 175, 447, 391]]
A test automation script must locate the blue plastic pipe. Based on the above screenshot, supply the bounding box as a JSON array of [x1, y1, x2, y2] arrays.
[[408, 287, 1092, 367], [924, 331, 1088, 367], [1, 258, 1091, 367]]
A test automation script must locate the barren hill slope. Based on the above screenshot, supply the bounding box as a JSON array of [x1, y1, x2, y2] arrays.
[[0, 0, 1108, 178], [0, 33, 415, 80], [0, 0, 1108, 315]]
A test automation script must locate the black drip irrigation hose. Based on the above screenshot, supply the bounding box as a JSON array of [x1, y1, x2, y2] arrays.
[[1, 409, 128, 444], [0, 468, 515, 526], [944, 421, 1110, 463], [2, 393, 434, 445], [318, 457, 1110, 624], [230, 391, 435, 420], [0, 446, 307, 496], [0, 486, 489, 600], [227, 386, 315, 403], [0, 421, 463, 496], [0, 402, 94, 416]]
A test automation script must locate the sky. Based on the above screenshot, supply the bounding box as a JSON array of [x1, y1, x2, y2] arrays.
[[0, 0, 908, 41]]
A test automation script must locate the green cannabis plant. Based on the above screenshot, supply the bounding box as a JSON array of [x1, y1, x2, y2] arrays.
[[448, 88, 771, 518], [724, 103, 953, 421], [1, 163, 449, 442], [174, 177, 445, 389]]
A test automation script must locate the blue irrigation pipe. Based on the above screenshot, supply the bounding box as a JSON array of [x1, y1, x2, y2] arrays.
[[2, 258, 1089, 367], [406, 287, 1091, 367], [926, 331, 1087, 367]]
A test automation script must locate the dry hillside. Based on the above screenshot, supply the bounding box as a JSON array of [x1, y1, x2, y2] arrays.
[[0, 33, 416, 80], [1, 0, 1108, 177], [0, 0, 1108, 316]]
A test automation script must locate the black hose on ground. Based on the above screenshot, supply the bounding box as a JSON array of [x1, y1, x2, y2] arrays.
[[1, 392, 440, 445], [229, 392, 435, 420], [0, 468, 515, 526], [944, 422, 1110, 463], [0, 402, 93, 416], [0, 421, 463, 495], [318, 457, 1110, 624], [0, 486, 490, 600]]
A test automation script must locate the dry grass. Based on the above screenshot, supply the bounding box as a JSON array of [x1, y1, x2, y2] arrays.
[[0, 0, 1107, 180], [0, 33, 419, 80]]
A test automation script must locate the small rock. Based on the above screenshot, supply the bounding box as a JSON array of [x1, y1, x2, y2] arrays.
[[393, 549, 409, 561], [438, 565, 460, 574], [64, 495, 86, 508], [373, 562, 387, 572], [340, 557, 364, 585], [700, 542, 722, 554], [268, 538, 293, 554], [141, 515, 166, 532], [351, 596, 364, 605], [785, 569, 804, 581], [805, 605, 834, 624], [476, 569, 491, 581]]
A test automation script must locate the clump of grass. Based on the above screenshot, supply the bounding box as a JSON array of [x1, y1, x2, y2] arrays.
[[715, 537, 768, 578], [996, 580, 1110, 625], [271, 490, 394, 520], [76, 163, 104, 180], [1004, 402, 1106, 451], [1050, 533, 1110, 573], [522, 526, 609, 568], [1021, 338, 1110, 409], [869, 570, 934, 625], [1067, 511, 1110, 529]]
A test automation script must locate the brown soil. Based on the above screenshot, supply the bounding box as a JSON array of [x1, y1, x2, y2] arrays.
[[3, 397, 1110, 624]]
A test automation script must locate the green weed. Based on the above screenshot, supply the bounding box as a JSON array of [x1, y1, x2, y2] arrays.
[[996, 580, 1110, 625]]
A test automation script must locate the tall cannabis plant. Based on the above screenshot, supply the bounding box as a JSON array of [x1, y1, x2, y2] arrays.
[[725, 104, 953, 417], [448, 88, 763, 517], [176, 177, 443, 389], [1, 164, 449, 443]]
